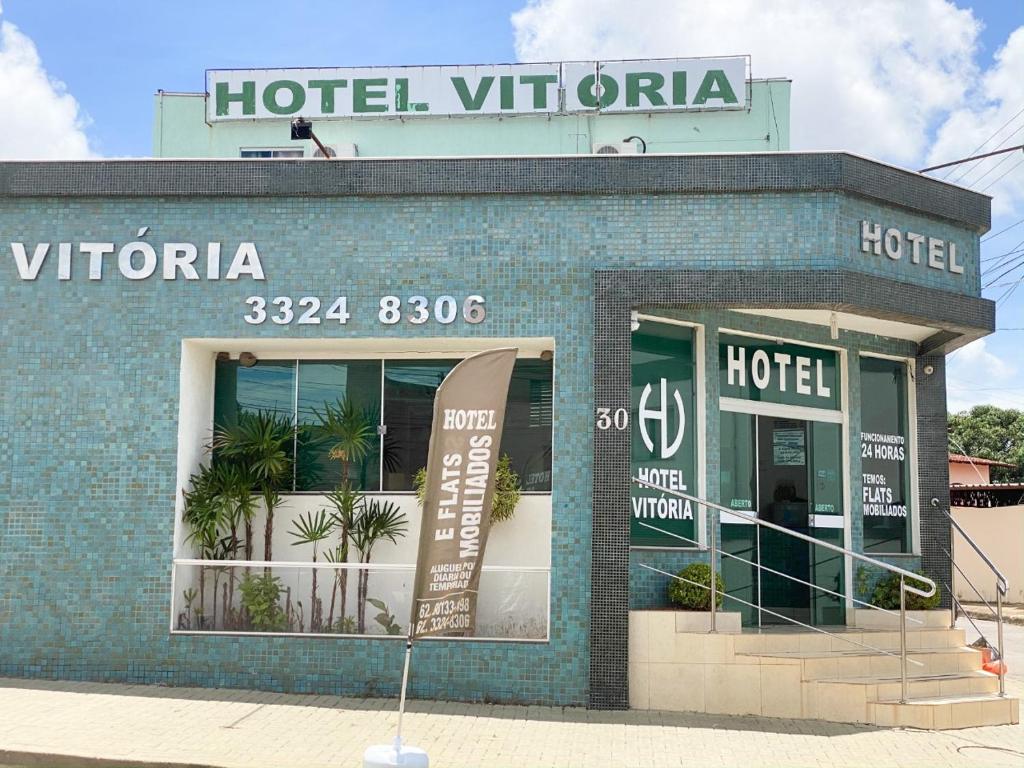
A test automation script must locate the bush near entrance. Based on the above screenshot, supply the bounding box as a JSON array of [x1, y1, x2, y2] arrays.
[[668, 563, 724, 610], [870, 570, 942, 611]]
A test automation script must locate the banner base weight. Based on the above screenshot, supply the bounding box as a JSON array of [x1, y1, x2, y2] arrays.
[[363, 743, 429, 767]]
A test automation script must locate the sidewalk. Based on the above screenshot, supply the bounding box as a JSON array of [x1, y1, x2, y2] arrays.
[[962, 602, 1024, 627], [1, 676, 1023, 768]]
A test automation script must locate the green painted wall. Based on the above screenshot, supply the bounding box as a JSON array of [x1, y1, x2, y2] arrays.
[[153, 79, 790, 158]]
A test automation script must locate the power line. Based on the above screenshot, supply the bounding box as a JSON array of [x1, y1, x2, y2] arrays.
[[982, 218, 1024, 243], [981, 155, 1024, 192], [919, 143, 1024, 174], [960, 144, 1020, 188], [941, 104, 1024, 180], [950, 121, 1024, 185], [982, 252, 1024, 287], [980, 243, 1024, 265]]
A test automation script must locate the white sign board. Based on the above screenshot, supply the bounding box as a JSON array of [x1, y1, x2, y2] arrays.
[[206, 57, 749, 121]]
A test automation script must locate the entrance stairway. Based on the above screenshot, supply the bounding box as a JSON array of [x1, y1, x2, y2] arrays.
[[630, 481, 1016, 729], [629, 609, 1019, 728]]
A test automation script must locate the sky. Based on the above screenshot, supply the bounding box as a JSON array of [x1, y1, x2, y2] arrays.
[[1, 0, 1023, 414]]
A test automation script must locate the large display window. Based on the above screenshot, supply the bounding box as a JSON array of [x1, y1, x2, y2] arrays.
[[213, 356, 553, 493], [859, 356, 914, 554]]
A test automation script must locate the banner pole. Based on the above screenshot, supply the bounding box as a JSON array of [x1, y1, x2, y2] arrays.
[[393, 628, 414, 754]]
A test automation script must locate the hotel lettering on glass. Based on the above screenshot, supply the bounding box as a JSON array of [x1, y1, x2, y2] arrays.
[[630, 321, 698, 548]]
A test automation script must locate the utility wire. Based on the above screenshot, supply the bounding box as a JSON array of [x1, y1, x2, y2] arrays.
[[941, 105, 1024, 180], [949, 121, 1024, 186], [981, 156, 1024, 192], [983, 218, 1024, 243], [981, 246, 1024, 267], [959, 145, 1020, 188], [920, 143, 1024, 174], [982, 253, 1024, 287]]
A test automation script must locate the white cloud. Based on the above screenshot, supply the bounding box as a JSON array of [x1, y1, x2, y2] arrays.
[[927, 27, 1024, 217], [0, 5, 92, 158], [946, 338, 1024, 412], [511, 0, 981, 166]]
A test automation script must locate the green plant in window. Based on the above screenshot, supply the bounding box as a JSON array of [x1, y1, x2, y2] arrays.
[[238, 572, 287, 632], [213, 410, 295, 563], [869, 570, 941, 611], [182, 462, 253, 627], [367, 598, 403, 635], [414, 453, 522, 524], [324, 484, 363, 630], [288, 509, 335, 633], [667, 563, 724, 611], [311, 397, 377, 484], [350, 499, 408, 634]]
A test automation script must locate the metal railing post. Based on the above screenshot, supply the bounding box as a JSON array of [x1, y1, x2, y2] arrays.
[[709, 505, 717, 633], [900, 574, 908, 704], [756, 524, 763, 629], [996, 584, 1006, 697], [949, 526, 957, 629]]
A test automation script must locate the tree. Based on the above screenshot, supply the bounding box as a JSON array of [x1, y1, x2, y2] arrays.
[[948, 405, 1024, 483]]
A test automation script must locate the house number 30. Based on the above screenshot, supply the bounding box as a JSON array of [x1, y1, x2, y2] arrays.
[[596, 407, 629, 430]]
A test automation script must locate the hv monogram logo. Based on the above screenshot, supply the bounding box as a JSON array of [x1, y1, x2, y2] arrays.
[[638, 378, 686, 459]]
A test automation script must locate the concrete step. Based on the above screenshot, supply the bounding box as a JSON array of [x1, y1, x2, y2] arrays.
[[740, 647, 981, 679], [733, 627, 966, 655], [807, 675, 1010, 726], [868, 693, 1020, 729], [815, 670, 1000, 703], [849, 608, 952, 629]]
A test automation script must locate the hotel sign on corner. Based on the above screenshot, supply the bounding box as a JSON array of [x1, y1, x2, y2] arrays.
[[206, 57, 748, 121]]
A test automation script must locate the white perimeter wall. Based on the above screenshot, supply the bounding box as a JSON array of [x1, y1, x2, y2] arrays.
[[952, 505, 1024, 604]]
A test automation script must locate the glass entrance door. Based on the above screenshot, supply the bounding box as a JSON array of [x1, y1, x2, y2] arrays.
[[758, 416, 812, 624], [720, 410, 846, 626]]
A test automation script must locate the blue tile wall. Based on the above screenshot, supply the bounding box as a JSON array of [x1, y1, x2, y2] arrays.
[[0, 190, 976, 705]]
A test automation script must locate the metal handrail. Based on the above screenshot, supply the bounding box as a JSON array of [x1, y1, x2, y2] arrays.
[[638, 520, 924, 625], [935, 500, 1007, 697], [633, 477, 937, 703], [639, 563, 924, 666]]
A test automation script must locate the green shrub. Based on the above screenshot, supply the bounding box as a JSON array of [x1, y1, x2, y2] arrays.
[[667, 563, 724, 610], [239, 573, 288, 631], [414, 453, 522, 523], [869, 570, 941, 611]]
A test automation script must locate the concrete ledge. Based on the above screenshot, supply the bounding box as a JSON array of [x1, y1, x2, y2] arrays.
[[0, 153, 991, 231], [849, 609, 952, 629], [674, 611, 743, 634]]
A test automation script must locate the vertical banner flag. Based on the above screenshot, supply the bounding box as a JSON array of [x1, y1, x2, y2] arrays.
[[410, 348, 518, 638]]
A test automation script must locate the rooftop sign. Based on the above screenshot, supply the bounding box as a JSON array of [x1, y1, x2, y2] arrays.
[[206, 57, 749, 122]]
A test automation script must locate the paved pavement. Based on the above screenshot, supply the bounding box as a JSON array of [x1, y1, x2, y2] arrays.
[[962, 602, 1024, 627], [1, 617, 1023, 768]]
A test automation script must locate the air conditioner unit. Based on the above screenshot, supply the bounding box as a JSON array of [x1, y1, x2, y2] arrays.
[[592, 141, 641, 155], [314, 143, 358, 158]]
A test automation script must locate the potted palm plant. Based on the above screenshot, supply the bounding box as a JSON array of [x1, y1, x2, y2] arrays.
[[349, 499, 408, 634], [310, 397, 377, 629], [213, 410, 295, 563], [288, 509, 335, 633]]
